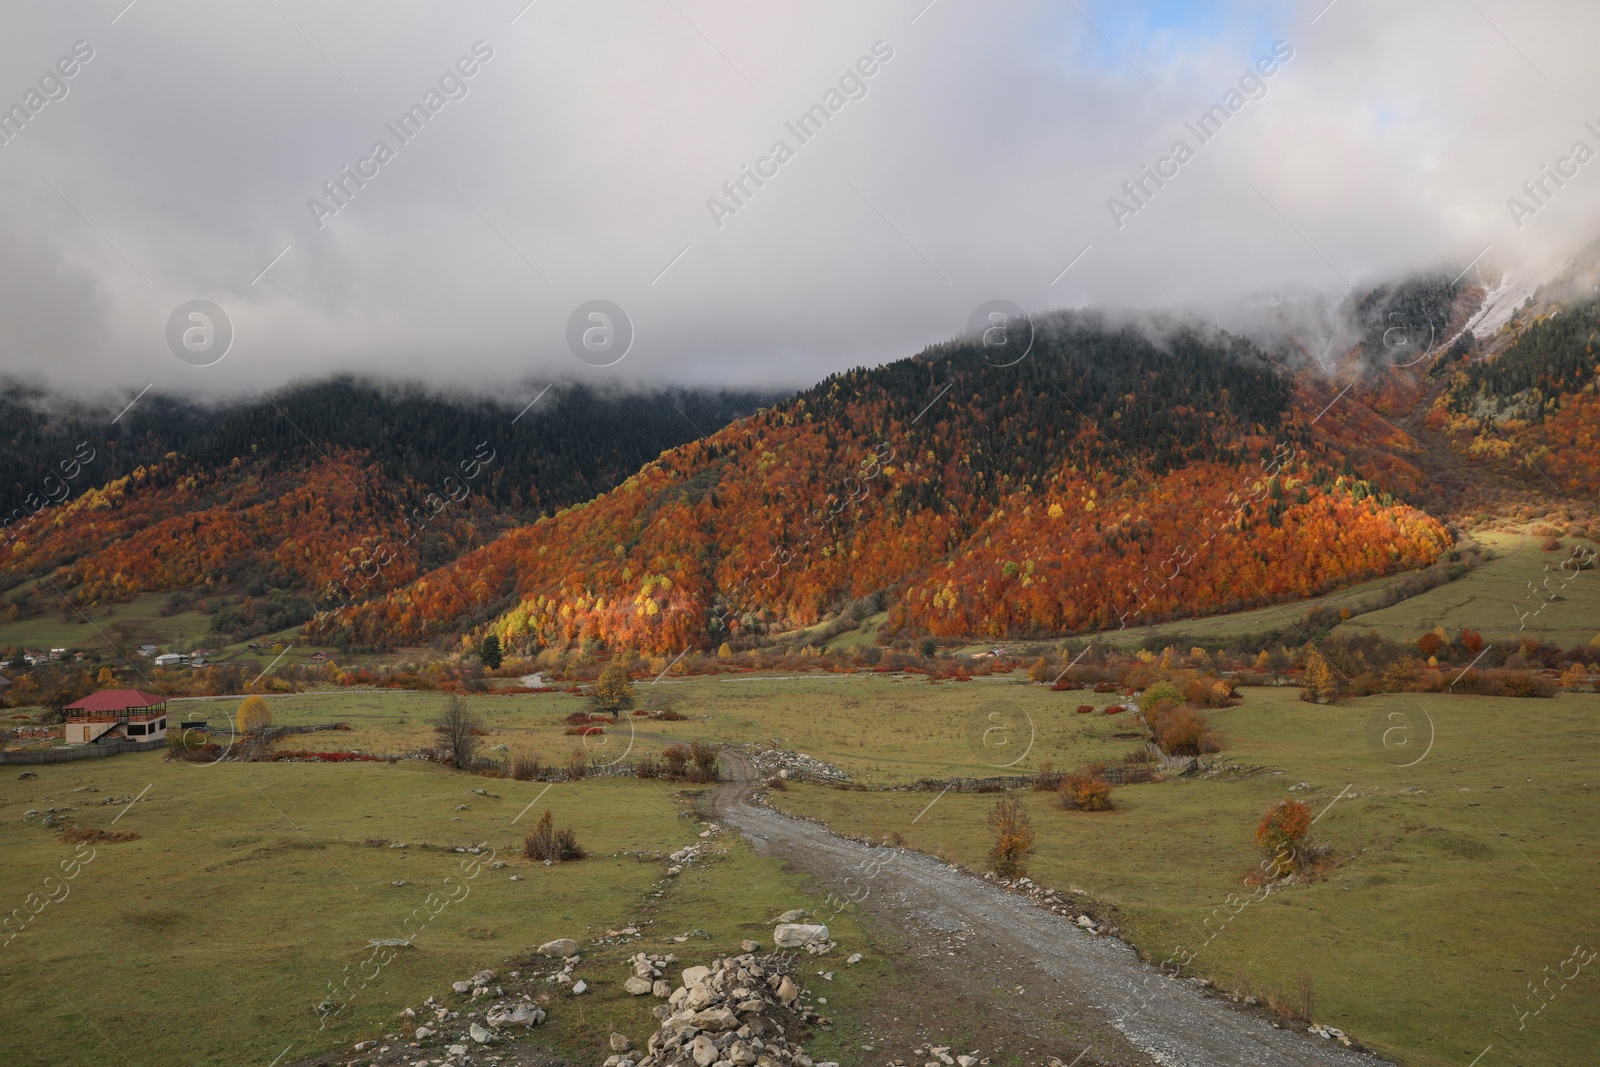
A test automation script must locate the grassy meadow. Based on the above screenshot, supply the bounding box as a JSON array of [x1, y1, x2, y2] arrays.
[[213, 674, 1139, 784], [767, 686, 1600, 1067], [1334, 530, 1600, 648], [0, 746, 885, 1067], [3, 672, 1593, 1067]]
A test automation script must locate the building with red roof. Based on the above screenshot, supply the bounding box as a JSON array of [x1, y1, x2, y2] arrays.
[[63, 689, 169, 744]]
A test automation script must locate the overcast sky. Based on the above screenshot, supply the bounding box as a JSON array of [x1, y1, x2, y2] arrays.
[[0, 0, 1595, 404]]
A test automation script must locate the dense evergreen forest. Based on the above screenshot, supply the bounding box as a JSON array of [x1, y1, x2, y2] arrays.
[[0, 379, 777, 526], [1454, 296, 1600, 411], [1349, 272, 1461, 365]]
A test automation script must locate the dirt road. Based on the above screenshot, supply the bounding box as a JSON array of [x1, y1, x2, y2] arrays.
[[711, 751, 1385, 1067]]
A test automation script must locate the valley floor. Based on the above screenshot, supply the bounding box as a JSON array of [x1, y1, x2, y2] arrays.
[[0, 677, 1592, 1067]]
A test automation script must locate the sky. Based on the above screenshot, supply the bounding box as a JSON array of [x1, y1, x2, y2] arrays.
[[0, 0, 1596, 405]]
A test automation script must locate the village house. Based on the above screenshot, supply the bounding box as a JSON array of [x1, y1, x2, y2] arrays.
[[153, 652, 189, 667], [63, 689, 169, 745], [138, 644, 158, 657]]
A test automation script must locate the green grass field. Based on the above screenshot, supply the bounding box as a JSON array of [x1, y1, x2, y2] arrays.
[[6, 672, 1594, 1067], [1335, 530, 1600, 648], [174, 674, 1136, 784], [0, 748, 880, 1067], [767, 686, 1600, 1067]]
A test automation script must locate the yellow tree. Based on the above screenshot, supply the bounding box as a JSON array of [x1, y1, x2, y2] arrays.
[[1301, 647, 1337, 704], [591, 658, 635, 719], [986, 794, 1035, 878], [236, 695, 273, 734]]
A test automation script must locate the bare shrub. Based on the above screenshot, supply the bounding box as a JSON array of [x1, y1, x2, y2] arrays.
[[59, 826, 140, 844], [524, 809, 585, 862], [986, 794, 1034, 878], [661, 743, 690, 780], [1033, 760, 1062, 791], [689, 742, 721, 782], [511, 754, 542, 781]]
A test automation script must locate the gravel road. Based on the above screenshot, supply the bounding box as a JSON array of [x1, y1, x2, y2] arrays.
[[711, 751, 1387, 1067]]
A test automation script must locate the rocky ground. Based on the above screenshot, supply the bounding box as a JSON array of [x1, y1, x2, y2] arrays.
[[738, 746, 853, 785], [298, 754, 1388, 1067], [711, 751, 1386, 1067]]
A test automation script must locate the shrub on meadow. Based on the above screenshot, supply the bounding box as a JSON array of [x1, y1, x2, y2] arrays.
[[524, 809, 585, 862], [1059, 772, 1115, 811], [986, 794, 1034, 878]]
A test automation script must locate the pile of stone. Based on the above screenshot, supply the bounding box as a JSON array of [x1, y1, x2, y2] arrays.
[[1309, 1023, 1352, 1047], [887, 1045, 985, 1067], [984, 875, 1117, 936], [615, 952, 836, 1067], [622, 950, 679, 996], [345, 976, 549, 1065], [533, 938, 590, 993], [744, 747, 852, 785], [662, 823, 726, 878]]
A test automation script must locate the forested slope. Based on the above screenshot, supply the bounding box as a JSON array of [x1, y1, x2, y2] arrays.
[[321, 312, 1451, 652]]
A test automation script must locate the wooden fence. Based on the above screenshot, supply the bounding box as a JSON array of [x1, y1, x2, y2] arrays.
[[0, 738, 167, 765]]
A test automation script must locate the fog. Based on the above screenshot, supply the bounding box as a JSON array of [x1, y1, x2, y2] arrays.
[[0, 0, 1595, 404]]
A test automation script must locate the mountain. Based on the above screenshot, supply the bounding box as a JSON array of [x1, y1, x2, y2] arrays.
[[318, 311, 1453, 653], [0, 381, 773, 640]]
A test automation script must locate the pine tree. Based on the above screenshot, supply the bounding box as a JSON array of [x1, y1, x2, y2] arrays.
[[479, 633, 503, 670]]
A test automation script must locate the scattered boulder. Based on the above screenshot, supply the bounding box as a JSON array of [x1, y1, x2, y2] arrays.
[[539, 938, 580, 957], [773, 923, 830, 948], [610, 1031, 632, 1052], [624, 976, 654, 996], [469, 1021, 491, 1044], [486, 1002, 545, 1028]]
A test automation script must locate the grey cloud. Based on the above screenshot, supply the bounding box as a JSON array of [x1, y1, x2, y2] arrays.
[[0, 0, 1596, 401]]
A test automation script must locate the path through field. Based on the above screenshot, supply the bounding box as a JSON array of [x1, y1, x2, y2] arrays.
[[711, 751, 1386, 1067]]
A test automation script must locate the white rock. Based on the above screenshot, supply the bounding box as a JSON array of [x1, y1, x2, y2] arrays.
[[624, 976, 654, 996], [690, 1034, 719, 1067], [846, 953, 862, 965], [538, 938, 579, 957], [486, 1003, 544, 1028], [414, 1026, 433, 1039], [572, 979, 588, 994], [773, 923, 830, 948], [469, 1022, 491, 1044]]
